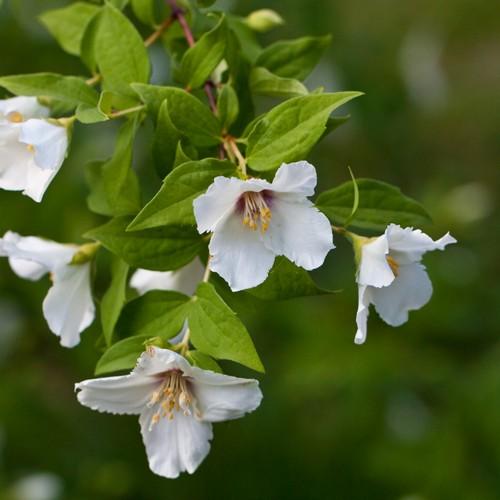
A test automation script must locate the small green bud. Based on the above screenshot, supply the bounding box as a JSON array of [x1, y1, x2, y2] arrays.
[[245, 9, 284, 33], [70, 242, 100, 265], [344, 231, 372, 268]]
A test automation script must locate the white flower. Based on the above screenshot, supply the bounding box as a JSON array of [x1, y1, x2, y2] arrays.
[[0, 231, 95, 347], [193, 161, 334, 291], [0, 96, 68, 202], [130, 258, 204, 296], [75, 347, 262, 479], [355, 224, 456, 344]]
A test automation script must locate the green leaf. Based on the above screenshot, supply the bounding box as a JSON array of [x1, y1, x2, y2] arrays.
[[95, 335, 149, 375], [116, 290, 191, 339], [247, 257, 331, 300], [94, 4, 150, 98], [250, 67, 308, 98], [153, 100, 182, 178], [179, 15, 227, 89], [246, 92, 362, 171], [0, 73, 98, 107], [39, 2, 100, 56], [343, 166, 359, 227], [109, 0, 130, 9], [256, 35, 331, 81], [84, 216, 203, 271], [187, 350, 222, 373], [85, 118, 142, 216], [128, 159, 235, 231], [173, 140, 196, 168], [188, 282, 264, 372], [132, 84, 222, 147], [100, 257, 129, 347], [316, 178, 433, 232], [131, 0, 156, 25], [80, 9, 101, 72], [217, 84, 239, 131], [226, 15, 261, 63], [197, 0, 216, 7]]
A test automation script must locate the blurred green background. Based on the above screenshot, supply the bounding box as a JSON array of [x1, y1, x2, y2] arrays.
[[0, 0, 499, 499]]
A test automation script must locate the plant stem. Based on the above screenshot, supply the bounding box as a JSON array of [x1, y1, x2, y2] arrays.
[[167, 0, 219, 114], [108, 104, 146, 119], [144, 16, 175, 47]]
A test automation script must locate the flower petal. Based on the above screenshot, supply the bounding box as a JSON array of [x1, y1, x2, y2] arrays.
[[18, 119, 68, 170], [0, 96, 49, 120], [262, 197, 333, 270], [355, 284, 373, 345], [191, 368, 262, 423], [8, 258, 48, 281], [0, 123, 32, 192], [386, 224, 457, 264], [357, 234, 395, 287], [193, 176, 246, 233], [0, 231, 75, 271], [133, 347, 193, 378], [209, 212, 275, 291], [76, 374, 159, 415], [140, 407, 213, 478], [23, 160, 62, 202], [42, 263, 95, 347], [271, 161, 317, 197], [130, 258, 204, 296], [371, 262, 433, 326]]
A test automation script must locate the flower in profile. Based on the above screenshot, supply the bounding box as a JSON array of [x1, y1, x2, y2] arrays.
[[130, 258, 204, 296], [0, 96, 69, 202], [76, 347, 262, 479], [0, 231, 95, 347], [354, 224, 456, 344], [193, 161, 334, 291]]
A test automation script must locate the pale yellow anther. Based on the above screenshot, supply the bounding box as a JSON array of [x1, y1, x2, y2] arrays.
[[240, 191, 272, 233], [6, 111, 23, 123], [147, 369, 199, 428], [26, 144, 35, 153]]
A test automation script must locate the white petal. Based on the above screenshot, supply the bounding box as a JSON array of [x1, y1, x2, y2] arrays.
[[133, 347, 193, 377], [386, 224, 457, 263], [130, 258, 204, 296], [0, 96, 49, 120], [357, 234, 395, 287], [42, 263, 95, 347], [18, 119, 68, 170], [0, 123, 32, 192], [0, 231, 75, 271], [209, 212, 275, 291], [355, 284, 373, 345], [191, 368, 262, 422], [8, 258, 48, 281], [140, 407, 213, 478], [262, 197, 334, 270], [193, 176, 246, 233], [76, 374, 159, 415], [271, 161, 317, 197], [23, 159, 61, 202], [371, 262, 433, 326]]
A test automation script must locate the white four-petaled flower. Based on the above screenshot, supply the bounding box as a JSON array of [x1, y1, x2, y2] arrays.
[[0, 96, 68, 202], [76, 347, 262, 479], [193, 161, 334, 291], [0, 231, 95, 347], [355, 224, 456, 344]]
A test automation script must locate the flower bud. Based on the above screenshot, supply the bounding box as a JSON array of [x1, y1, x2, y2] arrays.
[[245, 9, 284, 33], [70, 242, 100, 265]]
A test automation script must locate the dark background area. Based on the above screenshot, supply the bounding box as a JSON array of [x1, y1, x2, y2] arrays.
[[0, 0, 499, 499]]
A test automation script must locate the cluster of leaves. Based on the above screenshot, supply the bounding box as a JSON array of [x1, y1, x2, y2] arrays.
[[0, 0, 431, 376]]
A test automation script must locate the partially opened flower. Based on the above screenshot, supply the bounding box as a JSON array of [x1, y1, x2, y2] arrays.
[[76, 347, 262, 479], [0, 96, 69, 202], [0, 231, 95, 347], [354, 224, 456, 344], [130, 258, 204, 296], [193, 161, 334, 291]]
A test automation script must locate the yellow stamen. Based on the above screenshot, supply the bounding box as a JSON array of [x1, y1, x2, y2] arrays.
[[6, 111, 23, 123], [240, 191, 272, 233], [26, 144, 35, 153], [386, 255, 400, 277], [147, 369, 200, 429]]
